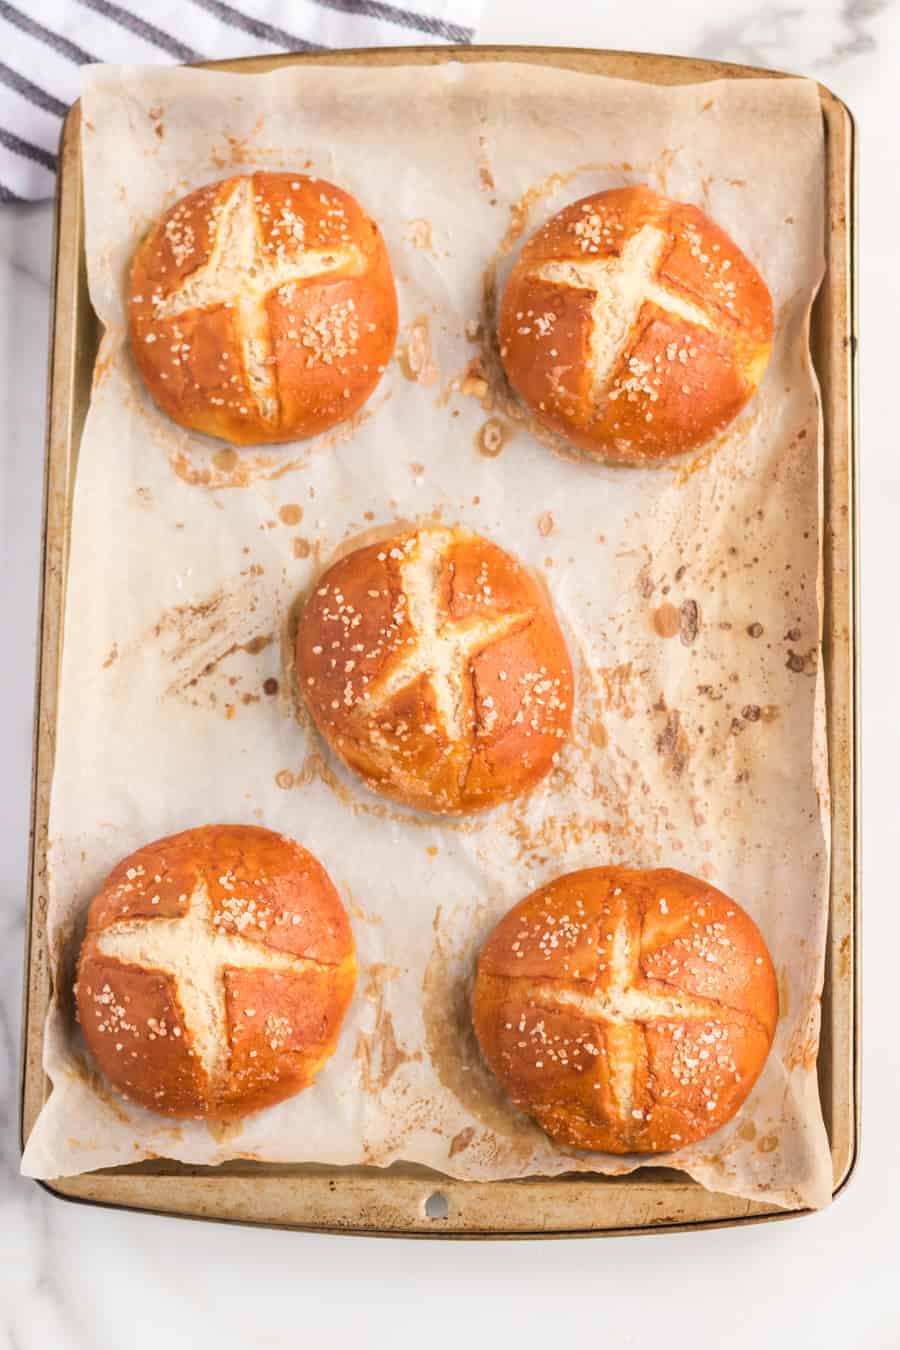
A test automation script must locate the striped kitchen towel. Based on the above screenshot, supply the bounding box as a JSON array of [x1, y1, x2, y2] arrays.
[[0, 0, 484, 200]]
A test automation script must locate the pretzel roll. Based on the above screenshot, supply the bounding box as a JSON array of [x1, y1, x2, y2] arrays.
[[76, 825, 356, 1120], [296, 525, 573, 814], [473, 867, 777, 1153], [129, 172, 398, 445], [499, 185, 773, 464]]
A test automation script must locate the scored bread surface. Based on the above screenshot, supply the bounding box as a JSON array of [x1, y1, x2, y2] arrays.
[[499, 185, 773, 463], [473, 867, 778, 1153], [296, 525, 574, 814], [76, 825, 357, 1120], [129, 171, 398, 445]]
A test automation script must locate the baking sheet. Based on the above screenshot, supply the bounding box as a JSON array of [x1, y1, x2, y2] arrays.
[[21, 61, 830, 1209]]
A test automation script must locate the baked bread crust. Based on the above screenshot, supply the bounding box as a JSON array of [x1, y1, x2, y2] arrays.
[[129, 172, 398, 445], [499, 185, 773, 464], [473, 866, 777, 1153], [296, 525, 574, 814], [76, 825, 356, 1120]]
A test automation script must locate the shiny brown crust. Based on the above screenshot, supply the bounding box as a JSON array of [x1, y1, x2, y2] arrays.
[[473, 867, 777, 1153], [128, 172, 398, 446], [75, 825, 356, 1120], [296, 525, 574, 814], [499, 186, 773, 464]]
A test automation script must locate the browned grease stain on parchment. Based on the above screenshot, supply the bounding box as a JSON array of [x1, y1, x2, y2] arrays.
[[207, 1117, 244, 1145], [596, 662, 639, 719], [273, 752, 346, 799], [655, 705, 691, 778], [153, 584, 274, 700], [169, 445, 307, 490], [363, 962, 401, 999], [399, 315, 439, 386], [65, 1137, 102, 1153], [119, 342, 381, 490], [652, 602, 680, 638], [449, 1126, 476, 1158], [405, 218, 435, 253], [690, 1132, 789, 1200], [476, 417, 509, 457], [212, 126, 266, 165], [274, 748, 475, 835], [783, 996, 821, 1073], [65, 1056, 134, 1127], [445, 355, 489, 405], [589, 719, 608, 748], [477, 134, 496, 194], [354, 963, 419, 1094], [422, 918, 543, 1166], [673, 405, 761, 486], [91, 339, 116, 394], [499, 758, 655, 869], [498, 169, 570, 255], [495, 629, 662, 868], [94, 567, 277, 707], [167, 405, 374, 488], [344, 889, 383, 927], [682, 1125, 756, 1185], [205, 120, 284, 171], [778, 965, 791, 1020], [678, 598, 701, 646], [697, 168, 748, 212], [148, 104, 165, 140], [109, 570, 275, 707], [786, 647, 818, 676]]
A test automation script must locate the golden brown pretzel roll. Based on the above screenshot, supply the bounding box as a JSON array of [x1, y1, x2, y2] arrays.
[[76, 825, 356, 1120], [129, 172, 398, 445], [296, 525, 573, 814], [473, 866, 777, 1153], [499, 185, 773, 464]]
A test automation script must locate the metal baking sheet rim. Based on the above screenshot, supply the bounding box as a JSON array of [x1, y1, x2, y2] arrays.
[[19, 45, 859, 1238]]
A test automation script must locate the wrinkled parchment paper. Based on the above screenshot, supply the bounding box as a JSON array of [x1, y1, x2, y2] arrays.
[[22, 61, 831, 1209]]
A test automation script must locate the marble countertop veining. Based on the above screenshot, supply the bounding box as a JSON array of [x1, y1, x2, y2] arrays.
[[3, 3, 897, 1348]]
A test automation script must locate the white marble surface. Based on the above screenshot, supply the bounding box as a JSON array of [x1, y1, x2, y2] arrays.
[[3, 2, 896, 1346]]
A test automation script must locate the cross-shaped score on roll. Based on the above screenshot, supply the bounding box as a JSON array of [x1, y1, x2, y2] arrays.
[[530, 224, 716, 403], [152, 178, 362, 423], [95, 887, 322, 1085], [362, 530, 533, 741], [299, 525, 573, 814], [523, 911, 731, 1120]]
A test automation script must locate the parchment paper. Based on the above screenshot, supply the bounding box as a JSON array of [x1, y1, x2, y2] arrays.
[[22, 60, 831, 1209]]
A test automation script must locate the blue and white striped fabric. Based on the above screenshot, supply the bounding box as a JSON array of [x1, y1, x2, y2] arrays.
[[0, 0, 483, 200]]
